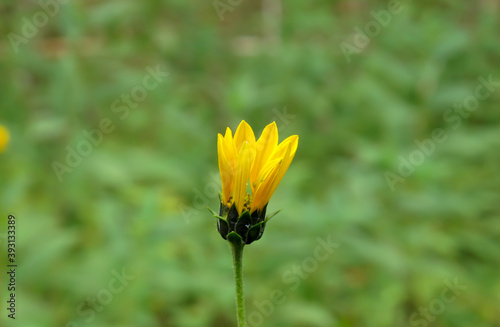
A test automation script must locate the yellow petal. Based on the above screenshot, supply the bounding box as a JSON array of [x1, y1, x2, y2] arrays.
[[252, 135, 299, 212], [224, 127, 233, 139], [251, 158, 282, 213], [269, 135, 299, 162], [250, 122, 278, 193], [256, 158, 282, 185], [233, 141, 254, 214], [0, 125, 9, 153], [265, 136, 298, 203], [217, 134, 233, 203], [223, 127, 238, 170], [234, 120, 256, 152]]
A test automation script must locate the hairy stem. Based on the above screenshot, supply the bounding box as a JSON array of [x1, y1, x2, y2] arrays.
[[230, 241, 246, 327]]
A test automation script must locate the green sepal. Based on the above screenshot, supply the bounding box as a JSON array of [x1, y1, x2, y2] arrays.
[[227, 231, 243, 245], [246, 221, 266, 244], [207, 206, 225, 220], [207, 207, 225, 220], [264, 210, 281, 223], [214, 202, 274, 245], [217, 218, 229, 240], [235, 210, 252, 240]]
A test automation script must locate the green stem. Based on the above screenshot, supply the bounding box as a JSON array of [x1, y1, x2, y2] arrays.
[[230, 241, 246, 327]]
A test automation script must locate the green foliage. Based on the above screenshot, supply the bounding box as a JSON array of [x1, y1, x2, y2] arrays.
[[1, 0, 499, 326]]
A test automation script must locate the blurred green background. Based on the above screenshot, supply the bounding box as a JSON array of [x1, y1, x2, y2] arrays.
[[1, 1, 500, 326]]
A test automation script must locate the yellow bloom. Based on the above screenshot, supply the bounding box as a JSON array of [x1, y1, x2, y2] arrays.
[[0, 125, 9, 153], [217, 120, 298, 215]]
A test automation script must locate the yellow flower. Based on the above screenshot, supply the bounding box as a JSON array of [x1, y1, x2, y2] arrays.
[[0, 125, 9, 153], [217, 120, 298, 215]]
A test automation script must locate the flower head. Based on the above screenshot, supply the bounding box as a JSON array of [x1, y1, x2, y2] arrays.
[[0, 125, 9, 153], [217, 120, 298, 215], [214, 120, 298, 244]]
